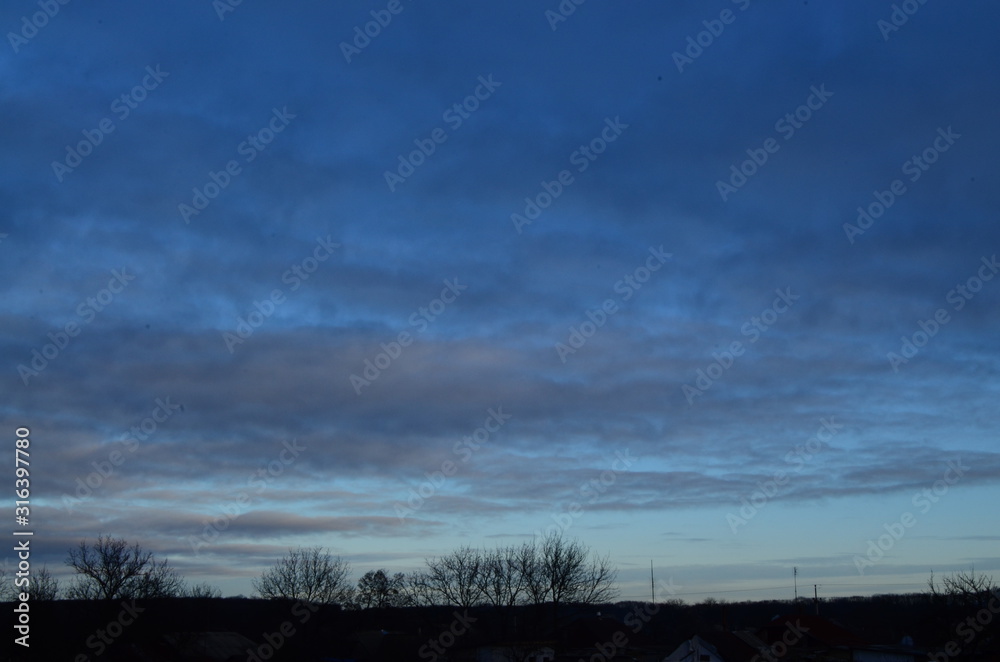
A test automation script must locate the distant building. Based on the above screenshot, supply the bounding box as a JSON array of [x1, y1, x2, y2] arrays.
[[663, 632, 762, 662]]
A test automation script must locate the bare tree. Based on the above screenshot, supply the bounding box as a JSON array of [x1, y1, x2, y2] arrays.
[[28, 565, 60, 601], [0, 565, 15, 602], [521, 540, 547, 607], [405, 571, 435, 606], [476, 544, 529, 610], [929, 568, 997, 607], [523, 533, 619, 629], [65, 535, 182, 600], [138, 558, 184, 599], [475, 543, 533, 638], [927, 569, 998, 655], [422, 545, 484, 607], [355, 568, 407, 609], [572, 549, 619, 605], [183, 581, 222, 598], [253, 546, 352, 604]]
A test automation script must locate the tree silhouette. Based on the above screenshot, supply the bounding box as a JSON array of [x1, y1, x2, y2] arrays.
[[65, 535, 182, 599], [183, 581, 222, 598], [523, 533, 618, 631], [355, 568, 407, 608], [28, 565, 60, 601], [420, 545, 484, 607], [928, 568, 997, 608], [253, 546, 352, 604]]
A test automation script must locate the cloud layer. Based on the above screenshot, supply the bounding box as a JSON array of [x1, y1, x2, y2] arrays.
[[2, 0, 999, 599]]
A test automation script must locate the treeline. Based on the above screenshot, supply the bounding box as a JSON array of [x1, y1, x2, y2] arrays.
[[1, 535, 219, 602], [251, 532, 619, 625], [2, 531, 618, 612]]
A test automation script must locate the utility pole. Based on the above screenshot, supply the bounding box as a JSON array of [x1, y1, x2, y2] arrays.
[[814, 584, 819, 615], [794, 567, 798, 603], [650, 560, 655, 604]]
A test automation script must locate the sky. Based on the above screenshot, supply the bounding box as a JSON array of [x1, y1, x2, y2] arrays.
[[1, 0, 998, 603]]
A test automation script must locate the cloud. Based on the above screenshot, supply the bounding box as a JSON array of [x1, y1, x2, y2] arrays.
[[3, 0, 999, 598]]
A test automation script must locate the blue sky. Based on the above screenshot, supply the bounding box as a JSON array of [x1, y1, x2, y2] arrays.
[[2, 0, 998, 601]]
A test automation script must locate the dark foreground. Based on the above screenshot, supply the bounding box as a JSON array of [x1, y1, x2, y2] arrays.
[[6, 591, 1000, 662]]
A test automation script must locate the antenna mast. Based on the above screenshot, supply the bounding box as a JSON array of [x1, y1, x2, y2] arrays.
[[794, 567, 798, 603]]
